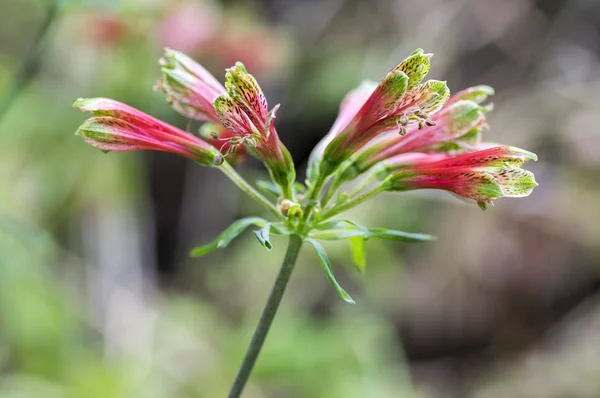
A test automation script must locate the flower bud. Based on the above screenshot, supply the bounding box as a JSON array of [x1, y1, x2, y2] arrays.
[[382, 146, 538, 208], [74, 98, 221, 165], [156, 48, 226, 122], [383, 147, 537, 207]]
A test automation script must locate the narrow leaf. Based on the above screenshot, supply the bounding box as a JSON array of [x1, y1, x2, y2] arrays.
[[308, 226, 435, 242], [314, 219, 369, 235], [309, 229, 369, 240], [368, 228, 436, 242], [190, 217, 267, 257], [348, 236, 367, 273], [305, 238, 355, 304], [253, 222, 273, 251]]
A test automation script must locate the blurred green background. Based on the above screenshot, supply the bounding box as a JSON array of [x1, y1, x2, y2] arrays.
[[1, 0, 600, 397]]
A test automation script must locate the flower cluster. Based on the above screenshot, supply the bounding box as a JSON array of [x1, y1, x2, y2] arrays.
[[73, 48, 540, 395], [73, 47, 538, 297]]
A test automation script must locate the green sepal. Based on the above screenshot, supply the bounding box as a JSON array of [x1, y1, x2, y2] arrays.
[[348, 236, 367, 273], [190, 217, 290, 257], [253, 222, 273, 251], [305, 238, 355, 304]]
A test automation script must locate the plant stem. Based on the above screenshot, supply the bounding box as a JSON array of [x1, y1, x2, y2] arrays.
[[228, 235, 303, 398], [320, 185, 385, 220], [220, 161, 286, 222], [301, 174, 327, 228]]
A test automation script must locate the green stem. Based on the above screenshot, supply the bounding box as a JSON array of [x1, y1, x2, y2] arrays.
[[220, 162, 286, 222], [228, 235, 304, 398], [320, 185, 385, 220], [301, 174, 327, 226]]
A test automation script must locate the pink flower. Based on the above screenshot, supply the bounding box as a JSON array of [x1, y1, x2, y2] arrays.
[[156, 48, 226, 123], [213, 62, 295, 197], [319, 49, 450, 175], [306, 81, 377, 181], [383, 146, 538, 209], [348, 85, 494, 177], [199, 122, 248, 165], [74, 98, 222, 165]]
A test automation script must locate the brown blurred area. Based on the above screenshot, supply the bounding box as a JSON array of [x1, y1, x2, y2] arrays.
[[1, 0, 600, 397]]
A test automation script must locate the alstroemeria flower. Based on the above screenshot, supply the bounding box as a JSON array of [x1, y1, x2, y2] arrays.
[[156, 48, 226, 122], [382, 146, 538, 209], [319, 49, 450, 176], [199, 122, 248, 165], [213, 62, 295, 197], [306, 80, 377, 182], [74, 98, 222, 165], [343, 85, 495, 179]]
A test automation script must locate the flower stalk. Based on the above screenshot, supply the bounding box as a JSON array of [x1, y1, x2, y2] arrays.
[[219, 161, 286, 222], [228, 235, 303, 398]]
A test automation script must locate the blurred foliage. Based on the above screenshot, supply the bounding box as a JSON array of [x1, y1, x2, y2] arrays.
[[1, 0, 600, 397]]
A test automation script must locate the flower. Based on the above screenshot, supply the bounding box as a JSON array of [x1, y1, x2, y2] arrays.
[[213, 62, 295, 197], [318, 49, 450, 176], [382, 146, 538, 209], [74, 98, 222, 165], [343, 85, 494, 179], [306, 80, 377, 182], [199, 122, 248, 165], [156, 48, 226, 123]]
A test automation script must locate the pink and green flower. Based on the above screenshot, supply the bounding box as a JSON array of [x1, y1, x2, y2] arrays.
[[318, 49, 450, 176], [213, 62, 295, 197], [382, 146, 538, 209], [74, 98, 222, 165]]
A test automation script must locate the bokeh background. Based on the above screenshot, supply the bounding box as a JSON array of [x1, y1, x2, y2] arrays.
[[1, 0, 600, 397]]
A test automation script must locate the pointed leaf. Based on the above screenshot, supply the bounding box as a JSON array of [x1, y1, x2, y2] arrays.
[[253, 222, 273, 251], [309, 226, 435, 242], [367, 228, 436, 242], [309, 229, 370, 240], [349, 236, 367, 273], [314, 219, 369, 235], [305, 238, 355, 304], [190, 217, 267, 257]]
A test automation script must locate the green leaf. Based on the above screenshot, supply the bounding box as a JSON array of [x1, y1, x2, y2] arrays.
[[305, 238, 355, 304], [314, 219, 369, 235], [309, 229, 369, 240], [348, 236, 366, 273], [190, 217, 267, 257], [253, 222, 273, 251], [256, 180, 281, 197], [309, 226, 435, 242], [367, 228, 436, 242]]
